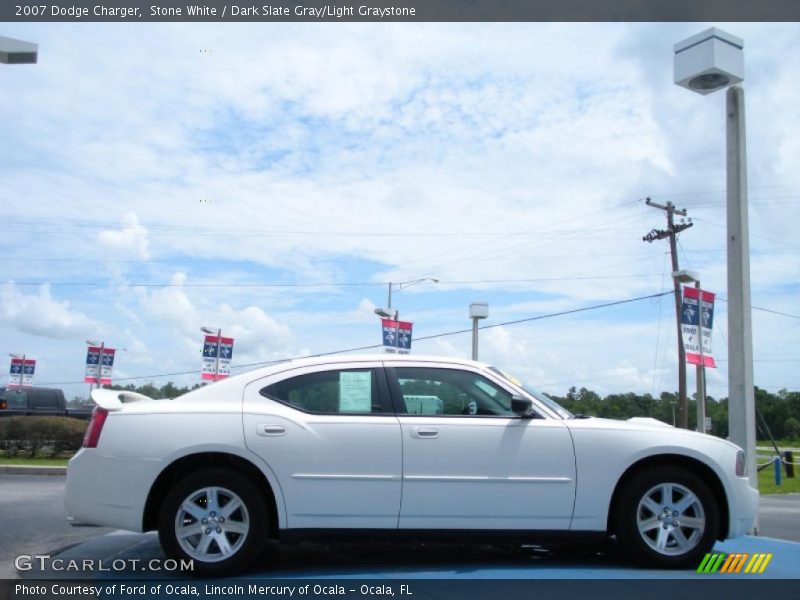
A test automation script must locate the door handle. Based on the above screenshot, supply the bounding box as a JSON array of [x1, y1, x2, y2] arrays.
[[412, 427, 439, 439], [257, 424, 286, 436]]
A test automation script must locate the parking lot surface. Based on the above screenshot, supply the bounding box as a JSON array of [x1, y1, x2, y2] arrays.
[[4, 474, 800, 580]]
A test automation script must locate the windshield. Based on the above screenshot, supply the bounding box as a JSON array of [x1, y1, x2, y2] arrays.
[[489, 367, 574, 420]]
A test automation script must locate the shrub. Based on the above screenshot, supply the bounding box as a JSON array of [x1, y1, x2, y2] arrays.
[[0, 416, 87, 457], [784, 417, 800, 441]]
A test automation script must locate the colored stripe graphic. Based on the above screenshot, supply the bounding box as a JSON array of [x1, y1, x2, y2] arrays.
[[699, 552, 773, 574], [720, 553, 737, 573], [758, 554, 773, 573], [698, 553, 727, 573]]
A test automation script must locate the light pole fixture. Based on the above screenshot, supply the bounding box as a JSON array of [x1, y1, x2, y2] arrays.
[[674, 27, 756, 489], [674, 28, 743, 94], [0, 36, 38, 64], [373, 278, 439, 321], [469, 302, 489, 361], [673, 270, 707, 434]]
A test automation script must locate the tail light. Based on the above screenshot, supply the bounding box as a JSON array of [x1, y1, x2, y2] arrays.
[[735, 450, 746, 477], [82, 407, 109, 448], [0, 399, 6, 410]]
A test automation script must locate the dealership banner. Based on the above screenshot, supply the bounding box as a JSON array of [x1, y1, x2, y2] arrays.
[[681, 287, 716, 368], [381, 319, 413, 353], [8, 357, 35, 387], [85, 347, 116, 385], [202, 335, 234, 381]]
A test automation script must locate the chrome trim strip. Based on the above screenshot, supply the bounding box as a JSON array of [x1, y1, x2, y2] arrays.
[[292, 474, 399, 481], [403, 475, 572, 483]]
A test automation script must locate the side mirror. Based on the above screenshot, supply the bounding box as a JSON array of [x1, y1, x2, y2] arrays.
[[511, 395, 534, 419]]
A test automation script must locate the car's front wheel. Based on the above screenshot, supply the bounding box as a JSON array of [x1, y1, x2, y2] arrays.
[[615, 466, 719, 569], [158, 467, 267, 575]]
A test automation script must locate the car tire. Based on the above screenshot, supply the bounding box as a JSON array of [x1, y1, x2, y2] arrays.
[[158, 467, 267, 575], [614, 466, 719, 569]]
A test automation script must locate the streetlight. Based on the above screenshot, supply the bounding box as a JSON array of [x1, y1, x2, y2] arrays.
[[201, 326, 223, 381], [469, 302, 489, 361], [0, 36, 38, 64], [673, 269, 707, 434], [373, 278, 439, 321], [374, 278, 438, 354], [674, 28, 756, 488]]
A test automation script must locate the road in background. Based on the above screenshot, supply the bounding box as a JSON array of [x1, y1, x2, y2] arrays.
[[758, 494, 800, 542], [1, 475, 798, 579], [0, 474, 112, 578]]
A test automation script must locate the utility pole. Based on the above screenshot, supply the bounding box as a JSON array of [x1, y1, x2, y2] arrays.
[[643, 197, 694, 429]]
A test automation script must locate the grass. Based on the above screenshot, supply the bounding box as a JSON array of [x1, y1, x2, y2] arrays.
[[0, 455, 69, 467], [758, 462, 800, 494]]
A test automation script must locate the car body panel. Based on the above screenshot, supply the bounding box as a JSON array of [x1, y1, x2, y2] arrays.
[[243, 361, 402, 529]]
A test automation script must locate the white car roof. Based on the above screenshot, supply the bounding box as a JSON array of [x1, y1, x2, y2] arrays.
[[177, 353, 493, 402], [257, 353, 486, 377]]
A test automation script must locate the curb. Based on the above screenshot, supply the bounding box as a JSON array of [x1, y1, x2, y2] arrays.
[[0, 464, 66, 475]]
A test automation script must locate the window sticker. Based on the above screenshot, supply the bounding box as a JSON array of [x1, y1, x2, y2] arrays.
[[339, 371, 372, 413], [404, 394, 444, 415]]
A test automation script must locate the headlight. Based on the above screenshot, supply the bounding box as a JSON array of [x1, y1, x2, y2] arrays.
[[735, 450, 746, 476]]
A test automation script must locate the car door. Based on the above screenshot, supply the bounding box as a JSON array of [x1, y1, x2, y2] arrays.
[[243, 361, 402, 529], [387, 362, 577, 530]]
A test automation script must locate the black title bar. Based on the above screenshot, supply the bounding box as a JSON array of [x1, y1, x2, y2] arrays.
[[2, 0, 800, 22]]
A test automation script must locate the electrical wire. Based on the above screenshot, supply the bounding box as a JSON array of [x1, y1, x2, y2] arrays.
[[34, 290, 673, 386]]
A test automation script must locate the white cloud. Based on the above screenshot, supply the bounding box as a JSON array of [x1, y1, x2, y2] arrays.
[[97, 212, 150, 259], [0, 282, 98, 339], [1, 22, 798, 398]]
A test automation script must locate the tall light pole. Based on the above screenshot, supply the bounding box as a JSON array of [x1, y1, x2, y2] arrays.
[[201, 327, 222, 381], [674, 28, 756, 488], [0, 36, 38, 64], [469, 302, 489, 361]]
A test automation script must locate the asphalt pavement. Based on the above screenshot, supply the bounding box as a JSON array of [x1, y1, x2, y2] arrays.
[[0, 474, 113, 579], [2, 473, 799, 580]]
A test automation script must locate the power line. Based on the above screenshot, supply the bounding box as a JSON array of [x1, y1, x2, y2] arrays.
[[35, 290, 673, 386], [6, 273, 666, 288], [692, 216, 800, 251], [714, 297, 800, 320]]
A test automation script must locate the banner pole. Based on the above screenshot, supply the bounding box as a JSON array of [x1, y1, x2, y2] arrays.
[[696, 282, 706, 432]]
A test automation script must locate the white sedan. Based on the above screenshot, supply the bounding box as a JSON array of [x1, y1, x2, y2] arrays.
[[65, 355, 758, 574]]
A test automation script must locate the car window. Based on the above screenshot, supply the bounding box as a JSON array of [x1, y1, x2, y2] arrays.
[[34, 389, 60, 408], [260, 369, 383, 415], [489, 366, 574, 419], [394, 367, 515, 416], [3, 389, 28, 408]]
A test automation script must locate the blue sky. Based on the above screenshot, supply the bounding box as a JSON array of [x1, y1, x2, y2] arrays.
[[1, 22, 798, 402]]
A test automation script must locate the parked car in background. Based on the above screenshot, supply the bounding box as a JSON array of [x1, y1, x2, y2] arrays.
[[65, 355, 758, 574], [0, 386, 93, 419]]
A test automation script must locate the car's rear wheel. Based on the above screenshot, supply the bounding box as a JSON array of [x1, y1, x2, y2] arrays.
[[614, 466, 719, 569], [158, 467, 267, 575]]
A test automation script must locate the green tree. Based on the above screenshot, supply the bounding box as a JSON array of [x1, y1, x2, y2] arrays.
[[784, 417, 800, 441]]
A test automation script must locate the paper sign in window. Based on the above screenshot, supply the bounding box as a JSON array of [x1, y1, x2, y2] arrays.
[[339, 371, 372, 413]]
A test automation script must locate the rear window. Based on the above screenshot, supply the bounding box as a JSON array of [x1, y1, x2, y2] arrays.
[[2, 389, 28, 408], [31, 389, 61, 408], [261, 369, 384, 415]]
